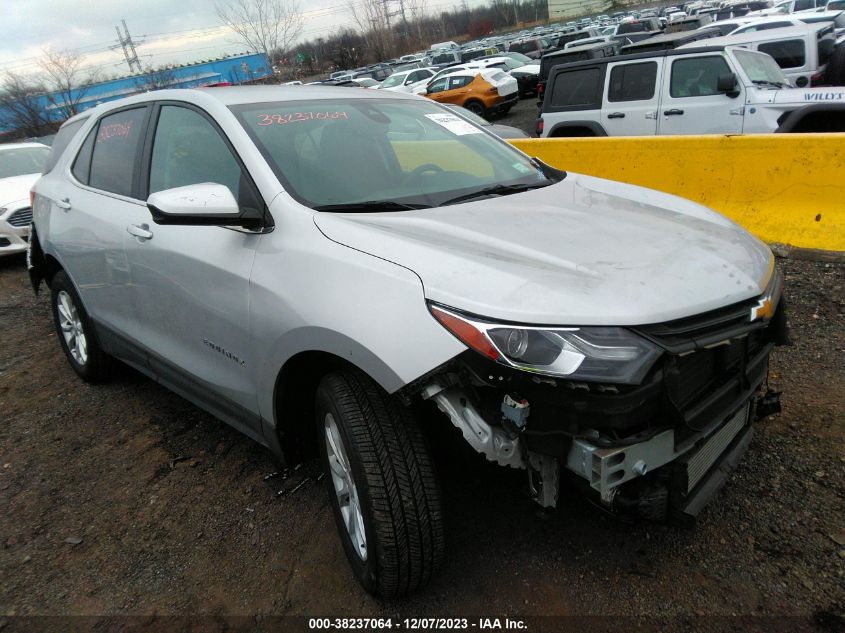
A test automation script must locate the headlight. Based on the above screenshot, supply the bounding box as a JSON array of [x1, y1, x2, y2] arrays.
[[430, 304, 662, 384]]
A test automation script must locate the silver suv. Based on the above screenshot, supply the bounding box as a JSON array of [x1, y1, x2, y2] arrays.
[[29, 86, 787, 597]]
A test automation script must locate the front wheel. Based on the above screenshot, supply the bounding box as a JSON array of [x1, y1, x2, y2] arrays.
[[50, 270, 112, 383], [316, 370, 444, 598]]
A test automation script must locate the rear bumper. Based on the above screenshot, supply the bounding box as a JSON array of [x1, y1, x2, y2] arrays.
[[492, 92, 518, 111]]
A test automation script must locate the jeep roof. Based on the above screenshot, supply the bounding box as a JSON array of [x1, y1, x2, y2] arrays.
[[543, 45, 728, 78], [621, 29, 722, 52]]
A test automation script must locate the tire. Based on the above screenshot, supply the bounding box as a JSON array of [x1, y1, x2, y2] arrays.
[[463, 100, 487, 119], [826, 45, 845, 86], [50, 270, 112, 383], [316, 370, 444, 598]]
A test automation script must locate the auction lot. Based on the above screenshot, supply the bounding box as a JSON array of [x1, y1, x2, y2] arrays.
[[1, 240, 843, 623]]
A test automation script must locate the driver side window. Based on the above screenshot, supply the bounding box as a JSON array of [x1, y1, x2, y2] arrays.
[[148, 105, 261, 213], [428, 78, 448, 93], [669, 56, 731, 98]]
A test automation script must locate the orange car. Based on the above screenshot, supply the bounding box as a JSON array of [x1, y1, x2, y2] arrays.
[[423, 69, 518, 119]]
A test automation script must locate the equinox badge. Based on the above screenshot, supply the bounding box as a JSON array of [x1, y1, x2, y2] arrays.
[[203, 338, 246, 367]]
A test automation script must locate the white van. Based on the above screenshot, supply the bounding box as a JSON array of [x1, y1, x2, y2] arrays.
[[427, 40, 460, 52]]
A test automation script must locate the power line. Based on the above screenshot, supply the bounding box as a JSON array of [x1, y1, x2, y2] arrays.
[[111, 20, 144, 73]]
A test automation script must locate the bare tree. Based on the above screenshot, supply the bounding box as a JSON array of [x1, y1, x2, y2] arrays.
[[216, 0, 304, 65], [39, 49, 97, 120], [134, 64, 177, 92], [347, 0, 396, 61], [0, 71, 52, 138]]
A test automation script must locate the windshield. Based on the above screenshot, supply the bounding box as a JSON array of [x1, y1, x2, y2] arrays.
[[734, 48, 791, 85], [232, 99, 550, 211], [0, 146, 50, 179], [380, 73, 406, 88], [506, 52, 533, 63]]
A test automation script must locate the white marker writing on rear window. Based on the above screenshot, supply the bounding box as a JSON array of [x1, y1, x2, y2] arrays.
[[424, 113, 484, 136]]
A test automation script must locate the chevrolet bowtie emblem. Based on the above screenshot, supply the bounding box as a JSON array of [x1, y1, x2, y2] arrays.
[[750, 297, 775, 322]]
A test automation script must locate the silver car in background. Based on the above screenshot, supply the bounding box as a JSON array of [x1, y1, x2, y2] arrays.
[[29, 86, 788, 598]]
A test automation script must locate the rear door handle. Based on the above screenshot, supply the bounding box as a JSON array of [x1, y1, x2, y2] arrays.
[[607, 112, 625, 119], [55, 198, 72, 211], [663, 109, 684, 116], [126, 224, 153, 241]]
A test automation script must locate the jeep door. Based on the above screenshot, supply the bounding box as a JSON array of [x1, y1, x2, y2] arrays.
[[657, 54, 744, 134], [123, 102, 264, 437], [46, 106, 152, 340], [602, 60, 662, 135]]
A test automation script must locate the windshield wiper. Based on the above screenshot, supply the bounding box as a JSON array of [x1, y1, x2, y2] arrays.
[[313, 200, 432, 212], [752, 79, 788, 89], [439, 181, 553, 207]]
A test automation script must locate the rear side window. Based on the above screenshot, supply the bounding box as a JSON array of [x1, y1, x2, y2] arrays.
[[448, 76, 473, 89], [608, 62, 657, 101], [670, 56, 732, 97], [43, 119, 86, 174], [550, 67, 602, 108], [88, 108, 148, 197], [71, 127, 96, 184], [758, 39, 806, 69]]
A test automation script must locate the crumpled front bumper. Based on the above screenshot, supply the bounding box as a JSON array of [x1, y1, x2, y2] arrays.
[[567, 401, 757, 522]]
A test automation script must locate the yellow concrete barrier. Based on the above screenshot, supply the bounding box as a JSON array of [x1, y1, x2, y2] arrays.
[[510, 135, 845, 254]]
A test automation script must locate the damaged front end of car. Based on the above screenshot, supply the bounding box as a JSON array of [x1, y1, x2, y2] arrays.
[[410, 271, 789, 522]]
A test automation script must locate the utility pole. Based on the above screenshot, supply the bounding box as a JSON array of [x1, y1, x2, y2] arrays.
[[113, 20, 142, 73]]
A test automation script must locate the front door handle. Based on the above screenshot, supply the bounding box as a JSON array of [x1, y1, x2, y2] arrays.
[[126, 224, 153, 241], [55, 198, 72, 211], [663, 109, 684, 116], [607, 112, 625, 119]]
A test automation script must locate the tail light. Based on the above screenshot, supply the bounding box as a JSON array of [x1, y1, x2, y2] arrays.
[[536, 118, 544, 136], [810, 72, 825, 86], [537, 82, 545, 96]]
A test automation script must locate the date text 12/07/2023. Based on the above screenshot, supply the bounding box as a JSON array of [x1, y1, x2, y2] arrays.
[[307, 617, 528, 630]]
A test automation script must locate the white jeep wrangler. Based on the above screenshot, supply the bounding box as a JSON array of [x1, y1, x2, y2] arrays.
[[537, 45, 845, 136]]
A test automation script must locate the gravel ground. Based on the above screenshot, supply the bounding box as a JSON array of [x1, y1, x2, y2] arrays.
[[495, 95, 542, 136], [0, 246, 843, 628]]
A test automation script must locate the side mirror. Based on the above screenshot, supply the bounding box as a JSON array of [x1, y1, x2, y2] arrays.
[[147, 183, 261, 228], [717, 72, 740, 98]]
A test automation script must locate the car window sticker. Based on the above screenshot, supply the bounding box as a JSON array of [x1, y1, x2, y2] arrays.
[[424, 113, 484, 136]]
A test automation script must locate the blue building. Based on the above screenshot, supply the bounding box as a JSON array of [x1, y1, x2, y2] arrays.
[[1, 52, 272, 133]]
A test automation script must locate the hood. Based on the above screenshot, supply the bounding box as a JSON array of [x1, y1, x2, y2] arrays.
[[0, 173, 40, 208], [771, 87, 845, 104], [313, 174, 773, 326]]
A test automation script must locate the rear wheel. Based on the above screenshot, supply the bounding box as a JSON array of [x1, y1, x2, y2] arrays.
[[316, 370, 444, 598], [463, 100, 487, 119], [49, 270, 112, 383]]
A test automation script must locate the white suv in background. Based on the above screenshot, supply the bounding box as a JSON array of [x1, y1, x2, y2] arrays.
[[378, 67, 437, 93]]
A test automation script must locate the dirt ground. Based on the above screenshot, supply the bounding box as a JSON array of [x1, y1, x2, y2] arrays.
[[0, 250, 843, 629]]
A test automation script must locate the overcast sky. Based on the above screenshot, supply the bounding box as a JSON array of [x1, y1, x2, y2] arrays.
[[0, 0, 406, 79]]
